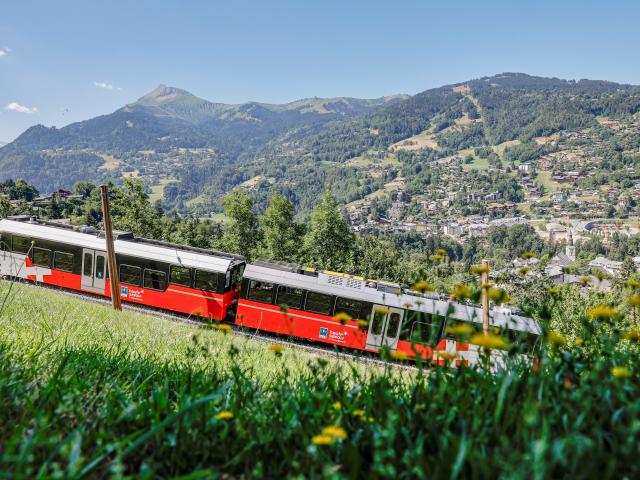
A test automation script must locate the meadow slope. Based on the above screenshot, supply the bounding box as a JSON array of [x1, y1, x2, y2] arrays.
[[0, 280, 639, 478]]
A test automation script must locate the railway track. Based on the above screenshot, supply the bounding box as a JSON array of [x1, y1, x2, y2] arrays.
[[3, 278, 419, 372]]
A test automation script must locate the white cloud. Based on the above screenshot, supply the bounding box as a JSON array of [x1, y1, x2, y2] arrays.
[[5, 102, 38, 114], [0, 50, 7, 58], [94, 81, 114, 89]]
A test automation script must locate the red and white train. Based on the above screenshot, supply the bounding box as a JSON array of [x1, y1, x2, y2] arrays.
[[0, 216, 541, 365]]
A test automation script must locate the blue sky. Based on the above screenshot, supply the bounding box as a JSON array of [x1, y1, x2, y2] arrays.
[[1, 0, 639, 142]]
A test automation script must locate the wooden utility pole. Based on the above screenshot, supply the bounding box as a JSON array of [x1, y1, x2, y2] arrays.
[[481, 259, 490, 335], [100, 185, 122, 311]]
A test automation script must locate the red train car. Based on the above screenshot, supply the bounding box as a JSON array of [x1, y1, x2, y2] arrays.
[[0, 217, 245, 319], [237, 261, 541, 365]]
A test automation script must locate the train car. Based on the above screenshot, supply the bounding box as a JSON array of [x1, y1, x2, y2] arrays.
[[0, 216, 245, 320], [236, 260, 541, 365]]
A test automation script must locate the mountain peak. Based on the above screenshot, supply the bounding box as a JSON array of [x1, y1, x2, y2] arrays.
[[137, 84, 196, 105]]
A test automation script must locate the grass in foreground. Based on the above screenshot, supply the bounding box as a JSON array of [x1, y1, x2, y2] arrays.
[[0, 281, 343, 380], [1, 280, 640, 478]]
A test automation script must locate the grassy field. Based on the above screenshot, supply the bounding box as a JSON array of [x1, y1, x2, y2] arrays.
[[537, 170, 561, 193], [148, 178, 177, 203], [1, 280, 640, 478], [0, 281, 356, 380]]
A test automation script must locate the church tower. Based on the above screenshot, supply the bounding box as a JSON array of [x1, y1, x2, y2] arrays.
[[566, 229, 576, 261]]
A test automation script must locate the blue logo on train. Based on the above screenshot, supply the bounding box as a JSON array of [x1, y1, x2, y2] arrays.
[[319, 327, 328, 339], [121, 286, 128, 298]]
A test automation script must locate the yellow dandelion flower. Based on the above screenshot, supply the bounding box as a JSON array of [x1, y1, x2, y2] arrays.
[[216, 411, 234, 421], [436, 248, 448, 257], [413, 280, 433, 293], [518, 266, 530, 275], [321, 425, 347, 440], [311, 434, 335, 445], [611, 366, 632, 378], [627, 295, 640, 306], [470, 264, 490, 275], [594, 271, 607, 282], [626, 279, 640, 289], [622, 329, 640, 341], [390, 351, 409, 361], [431, 254, 444, 262], [368, 416, 375, 423], [451, 284, 472, 300], [332, 401, 342, 410], [546, 331, 567, 346], [333, 312, 352, 324], [575, 338, 584, 346], [579, 276, 592, 285], [357, 320, 369, 329], [268, 344, 285, 355], [447, 323, 475, 337], [546, 287, 559, 296], [522, 251, 536, 260], [470, 333, 510, 350], [217, 324, 232, 335], [488, 288, 510, 305], [374, 307, 391, 315], [353, 409, 365, 418], [587, 305, 615, 320], [436, 351, 456, 361]]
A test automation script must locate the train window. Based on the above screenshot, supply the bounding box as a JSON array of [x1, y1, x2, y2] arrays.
[[144, 269, 167, 291], [334, 297, 363, 320], [410, 322, 435, 345], [370, 308, 386, 335], [231, 265, 244, 289], [304, 291, 334, 315], [400, 311, 433, 341], [95, 255, 105, 280], [247, 280, 274, 304], [386, 311, 401, 338], [0, 233, 8, 251], [195, 270, 220, 293], [119, 264, 142, 286], [54, 252, 74, 272], [170, 265, 192, 287], [276, 286, 304, 310], [12, 236, 31, 254], [83, 253, 93, 276], [32, 247, 52, 268]]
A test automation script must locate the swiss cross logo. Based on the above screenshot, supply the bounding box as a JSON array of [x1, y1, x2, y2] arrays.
[[319, 327, 328, 339]]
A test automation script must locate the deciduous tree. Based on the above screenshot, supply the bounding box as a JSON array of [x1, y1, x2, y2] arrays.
[[302, 191, 355, 270], [221, 190, 260, 259]]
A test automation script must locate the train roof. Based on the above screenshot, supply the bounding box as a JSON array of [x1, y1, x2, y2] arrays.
[[0, 217, 244, 274], [244, 262, 541, 335]]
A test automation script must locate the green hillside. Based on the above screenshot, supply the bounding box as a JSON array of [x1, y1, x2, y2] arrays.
[[1, 73, 640, 215]]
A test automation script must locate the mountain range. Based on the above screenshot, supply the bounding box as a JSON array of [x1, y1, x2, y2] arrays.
[[1, 73, 639, 215]]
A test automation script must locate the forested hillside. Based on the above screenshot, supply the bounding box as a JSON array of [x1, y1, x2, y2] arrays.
[[2, 73, 640, 215]]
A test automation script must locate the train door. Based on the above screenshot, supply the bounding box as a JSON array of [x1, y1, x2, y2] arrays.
[[365, 304, 404, 350], [81, 248, 107, 294]]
